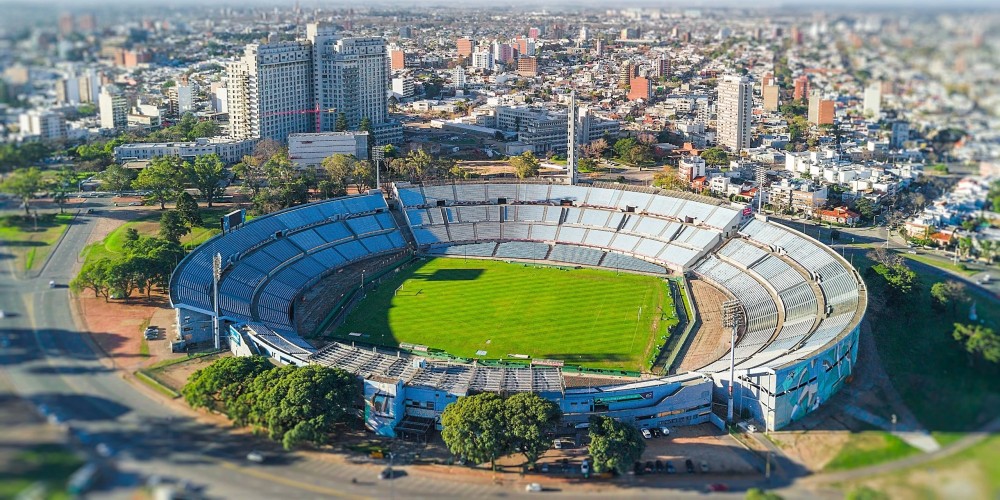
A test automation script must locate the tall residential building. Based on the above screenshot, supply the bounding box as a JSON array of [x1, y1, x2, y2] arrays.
[[792, 75, 810, 101], [807, 91, 834, 125], [578, 26, 589, 43], [456, 38, 474, 57], [716, 75, 753, 152], [517, 56, 538, 77], [226, 41, 313, 142], [471, 49, 493, 70], [19, 110, 67, 140], [389, 48, 406, 70], [98, 87, 128, 130], [656, 56, 672, 78], [863, 82, 881, 120], [226, 23, 398, 145], [678, 155, 706, 182], [167, 84, 194, 116], [762, 82, 780, 111], [452, 65, 467, 89], [627, 76, 652, 101]]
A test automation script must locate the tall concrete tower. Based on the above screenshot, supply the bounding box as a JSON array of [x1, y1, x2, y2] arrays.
[[566, 91, 579, 185]]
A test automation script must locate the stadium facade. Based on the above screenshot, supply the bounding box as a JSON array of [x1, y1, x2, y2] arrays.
[[169, 182, 864, 436]]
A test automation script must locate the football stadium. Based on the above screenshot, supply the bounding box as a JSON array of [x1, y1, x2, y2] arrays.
[[169, 181, 866, 438]]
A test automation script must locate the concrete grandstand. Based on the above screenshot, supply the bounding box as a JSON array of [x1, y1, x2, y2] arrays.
[[168, 181, 866, 437]]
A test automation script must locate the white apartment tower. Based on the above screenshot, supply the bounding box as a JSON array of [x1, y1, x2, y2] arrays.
[[716, 74, 753, 152], [227, 23, 397, 144], [99, 87, 128, 130], [863, 81, 881, 120], [452, 65, 467, 89], [226, 41, 313, 142], [566, 91, 579, 185]]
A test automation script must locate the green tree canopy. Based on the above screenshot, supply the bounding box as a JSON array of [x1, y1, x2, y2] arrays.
[[509, 151, 540, 179], [440, 392, 512, 469], [134, 156, 185, 209], [183, 356, 275, 414], [188, 120, 220, 140], [175, 192, 201, 226], [504, 393, 562, 466], [869, 262, 919, 302], [930, 280, 968, 313], [322, 153, 356, 186], [98, 163, 137, 196], [700, 146, 730, 166], [187, 153, 226, 207], [1, 167, 46, 215], [613, 137, 638, 160], [953, 323, 1000, 364], [587, 415, 645, 474], [159, 210, 190, 244]]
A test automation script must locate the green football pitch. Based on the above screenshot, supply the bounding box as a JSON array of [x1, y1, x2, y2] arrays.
[[333, 257, 678, 372]]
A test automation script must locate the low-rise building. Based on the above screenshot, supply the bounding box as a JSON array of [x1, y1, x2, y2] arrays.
[[288, 132, 369, 168], [817, 206, 861, 225], [114, 137, 257, 164]]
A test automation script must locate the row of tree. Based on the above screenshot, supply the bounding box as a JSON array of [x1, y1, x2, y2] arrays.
[[100, 153, 227, 209], [183, 356, 360, 450], [70, 232, 186, 302], [439, 392, 646, 475], [0, 166, 78, 215]]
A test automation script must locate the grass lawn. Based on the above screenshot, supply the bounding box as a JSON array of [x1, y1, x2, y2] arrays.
[[900, 252, 977, 276], [824, 431, 920, 471], [335, 257, 677, 372], [0, 213, 73, 271], [0, 443, 83, 499], [80, 207, 225, 265], [856, 252, 1000, 432], [844, 434, 1000, 499]]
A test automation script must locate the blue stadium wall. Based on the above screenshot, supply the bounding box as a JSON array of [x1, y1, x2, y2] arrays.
[[729, 324, 860, 430]]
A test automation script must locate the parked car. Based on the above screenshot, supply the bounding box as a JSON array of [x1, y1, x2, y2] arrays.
[[655, 460, 663, 473], [644, 461, 654, 473], [708, 483, 729, 492], [525, 483, 542, 493], [700, 460, 709, 473], [685, 459, 695, 473], [640, 428, 652, 439], [379, 467, 394, 480], [553, 439, 561, 449], [540, 463, 549, 473], [633, 461, 643, 475], [580, 460, 590, 477], [746, 424, 758, 433], [246, 451, 264, 463], [665, 461, 675, 474], [659, 426, 671, 436], [651, 428, 660, 438]]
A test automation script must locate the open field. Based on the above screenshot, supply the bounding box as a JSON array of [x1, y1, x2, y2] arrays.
[[0, 213, 73, 271], [80, 207, 226, 264], [334, 257, 677, 372], [824, 431, 920, 471]]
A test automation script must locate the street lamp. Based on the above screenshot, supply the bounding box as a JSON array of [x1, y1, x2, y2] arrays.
[[372, 148, 384, 194]]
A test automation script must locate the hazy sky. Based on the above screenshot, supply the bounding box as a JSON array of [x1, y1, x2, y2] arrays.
[[0, 0, 998, 6]]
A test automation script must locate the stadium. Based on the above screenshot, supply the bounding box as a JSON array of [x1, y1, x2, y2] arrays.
[[168, 181, 866, 439]]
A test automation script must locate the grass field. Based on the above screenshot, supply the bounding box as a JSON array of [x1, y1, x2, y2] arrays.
[[80, 207, 226, 265], [0, 443, 83, 499], [334, 257, 677, 372], [0, 213, 73, 271], [824, 431, 920, 471]]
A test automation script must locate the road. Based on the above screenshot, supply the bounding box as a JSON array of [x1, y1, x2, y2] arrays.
[[2, 204, 764, 499]]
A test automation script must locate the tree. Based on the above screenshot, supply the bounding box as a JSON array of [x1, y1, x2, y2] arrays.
[[626, 144, 653, 168], [504, 393, 561, 467], [1, 167, 45, 215], [587, 415, 645, 475], [613, 137, 638, 160], [440, 393, 510, 469], [160, 210, 190, 244], [188, 120, 220, 140], [952, 323, 1000, 364], [509, 151, 540, 179], [235, 365, 360, 450], [98, 163, 136, 196], [233, 155, 266, 199], [176, 192, 201, 226], [653, 167, 689, 190], [335, 113, 348, 132], [958, 237, 973, 259], [403, 149, 434, 181], [187, 154, 226, 207], [930, 280, 968, 313], [578, 158, 598, 172], [854, 197, 875, 221], [183, 356, 275, 414], [70, 257, 112, 299], [583, 138, 609, 158], [869, 262, 919, 302], [322, 153, 355, 186], [134, 156, 185, 209], [700, 147, 730, 166], [351, 160, 374, 193]]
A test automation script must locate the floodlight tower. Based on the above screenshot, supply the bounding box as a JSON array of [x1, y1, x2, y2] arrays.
[[567, 90, 579, 185], [722, 299, 744, 424], [212, 252, 222, 350]]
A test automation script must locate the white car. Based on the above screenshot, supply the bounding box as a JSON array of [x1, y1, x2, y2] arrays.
[[641, 428, 652, 439], [246, 451, 264, 463], [525, 483, 542, 493], [580, 460, 590, 476], [553, 439, 562, 449], [659, 426, 671, 436], [746, 424, 758, 433], [0, 310, 5, 319]]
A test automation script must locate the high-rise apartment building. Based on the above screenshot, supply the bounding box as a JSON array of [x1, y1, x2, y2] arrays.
[[19, 110, 67, 140], [808, 91, 834, 125], [471, 49, 493, 70], [452, 66, 467, 89], [99, 87, 128, 130], [863, 82, 881, 120], [762, 82, 780, 111], [389, 48, 406, 71], [627, 76, 652, 101], [226, 23, 398, 145], [716, 75, 753, 152], [517, 56, 538, 77], [793, 75, 810, 101], [456, 38, 474, 57]]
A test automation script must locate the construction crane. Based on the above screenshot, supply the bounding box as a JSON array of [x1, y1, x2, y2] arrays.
[[261, 105, 338, 132]]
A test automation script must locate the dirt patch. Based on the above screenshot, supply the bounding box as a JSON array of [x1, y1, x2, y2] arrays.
[[675, 279, 731, 372], [76, 291, 183, 371], [152, 352, 228, 392]]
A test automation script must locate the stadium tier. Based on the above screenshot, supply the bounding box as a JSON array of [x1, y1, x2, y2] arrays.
[[170, 183, 865, 436]]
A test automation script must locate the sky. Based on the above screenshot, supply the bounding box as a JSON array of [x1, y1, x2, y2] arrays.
[[0, 0, 998, 7]]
